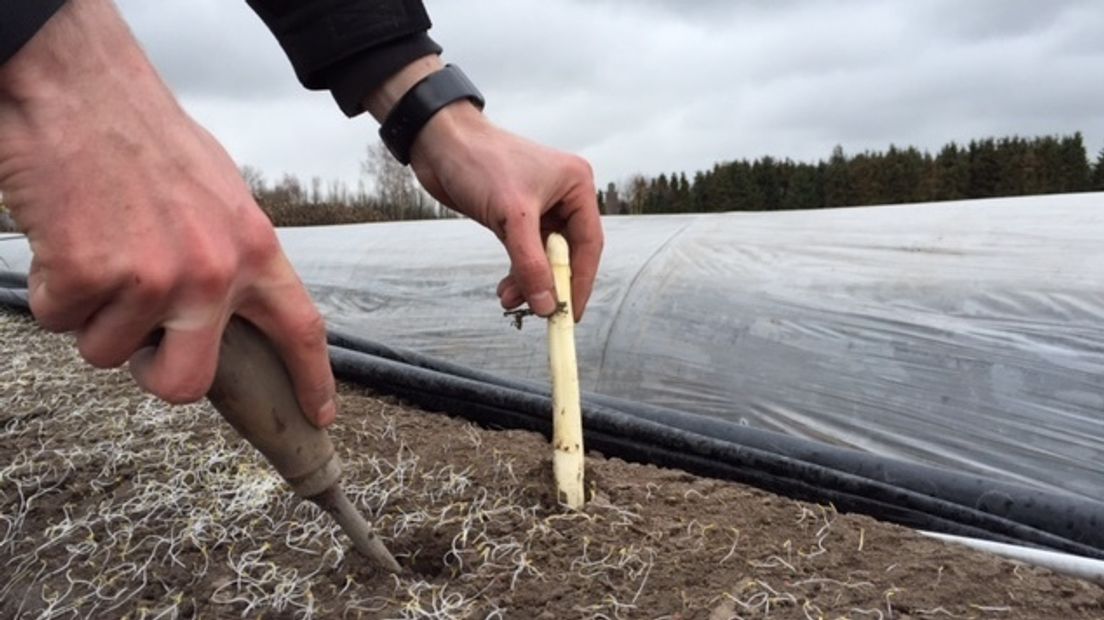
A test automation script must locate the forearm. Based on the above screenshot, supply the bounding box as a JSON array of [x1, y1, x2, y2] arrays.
[[0, 0, 146, 103], [0, 0, 181, 203]]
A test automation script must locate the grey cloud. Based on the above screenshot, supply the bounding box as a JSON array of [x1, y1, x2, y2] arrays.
[[114, 0, 1104, 190], [915, 0, 1083, 43], [117, 0, 300, 100]]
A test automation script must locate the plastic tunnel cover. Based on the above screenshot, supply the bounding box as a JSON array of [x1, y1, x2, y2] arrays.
[[0, 193, 1102, 554], [270, 193, 1102, 501], [1, 195, 1103, 500]]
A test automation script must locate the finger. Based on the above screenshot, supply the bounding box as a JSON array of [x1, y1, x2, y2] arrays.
[[238, 263, 337, 428], [76, 292, 167, 369], [129, 315, 225, 404], [500, 206, 557, 316], [496, 275, 525, 310], [560, 187, 604, 321], [27, 261, 113, 333]]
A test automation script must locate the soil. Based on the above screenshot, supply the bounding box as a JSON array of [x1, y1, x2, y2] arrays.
[[1, 308, 1102, 619]]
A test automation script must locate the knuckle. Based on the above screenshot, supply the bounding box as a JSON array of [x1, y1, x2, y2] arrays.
[[567, 155, 595, 181], [30, 304, 70, 333], [501, 196, 538, 221], [199, 268, 234, 298], [514, 255, 546, 274], [130, 268, 174, 305], [512, 259, 550, 293], [30, 279, 100, 334], [189, 253, 235, 298], [290, 309, 328, 351], [303, 375, 335, 407], [240, 222, 281, 266], [56, 263, 110, 295], [489, 199, 539, 240]]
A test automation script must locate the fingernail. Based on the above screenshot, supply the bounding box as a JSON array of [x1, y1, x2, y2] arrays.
[[316, 399, 337, 427], [530, 290, 557, 316]]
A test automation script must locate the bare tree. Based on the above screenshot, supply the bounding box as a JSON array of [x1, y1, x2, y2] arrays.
[[239, 165, 267, 196], [622, 174, 650, 215], [361, 141, 439, 220], [272, 173, 305, 204]]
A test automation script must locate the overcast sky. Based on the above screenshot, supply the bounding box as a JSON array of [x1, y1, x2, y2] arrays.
[[116, 0, 1104, 192]]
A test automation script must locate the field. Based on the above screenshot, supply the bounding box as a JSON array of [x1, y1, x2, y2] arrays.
[[2, 308, 1102, 619]]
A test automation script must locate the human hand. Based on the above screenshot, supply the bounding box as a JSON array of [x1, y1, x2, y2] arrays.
[[365, 58, 603, 321], [0, 0, 336, 426], [409, 104, 603, 321]]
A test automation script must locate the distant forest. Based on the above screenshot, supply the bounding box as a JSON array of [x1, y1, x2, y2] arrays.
[[601, 133, 1104, 215], [1, 133, 1103, 232], [239, 143, 454, 227]]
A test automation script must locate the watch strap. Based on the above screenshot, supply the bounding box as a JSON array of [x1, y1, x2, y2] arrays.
[[378, 64, 485, 165]]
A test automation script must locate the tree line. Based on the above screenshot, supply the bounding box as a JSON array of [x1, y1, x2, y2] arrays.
[[2, 133, 1103, 232], [243, 142, 455, 226], [602, 133, 1104, 215]]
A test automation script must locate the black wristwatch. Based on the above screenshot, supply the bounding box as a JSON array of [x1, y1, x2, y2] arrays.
[[378, 64, 485, 165]]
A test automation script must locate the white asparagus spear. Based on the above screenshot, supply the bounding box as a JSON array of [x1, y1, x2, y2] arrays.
[[546, 233, 585, 508]]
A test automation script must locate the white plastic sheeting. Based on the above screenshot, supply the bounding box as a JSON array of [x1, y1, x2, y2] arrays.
[[921, 531, 1104, 585], [2, 193, 1102, 499]]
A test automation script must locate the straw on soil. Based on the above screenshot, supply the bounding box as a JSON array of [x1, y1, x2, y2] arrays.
[[2, 309, 1102, 619]]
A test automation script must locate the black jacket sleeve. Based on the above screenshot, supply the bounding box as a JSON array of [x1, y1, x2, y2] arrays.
[[245, 0, 443, 117], [0, 0, 67, 66]]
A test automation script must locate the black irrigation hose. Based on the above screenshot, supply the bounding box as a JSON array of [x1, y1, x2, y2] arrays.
[[328, 346, 1104, 561], [3, 276, 1102, 560], [328, 330, 1104, 554], [0, 284, 27, 309], [0, 271, 27, 289]]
